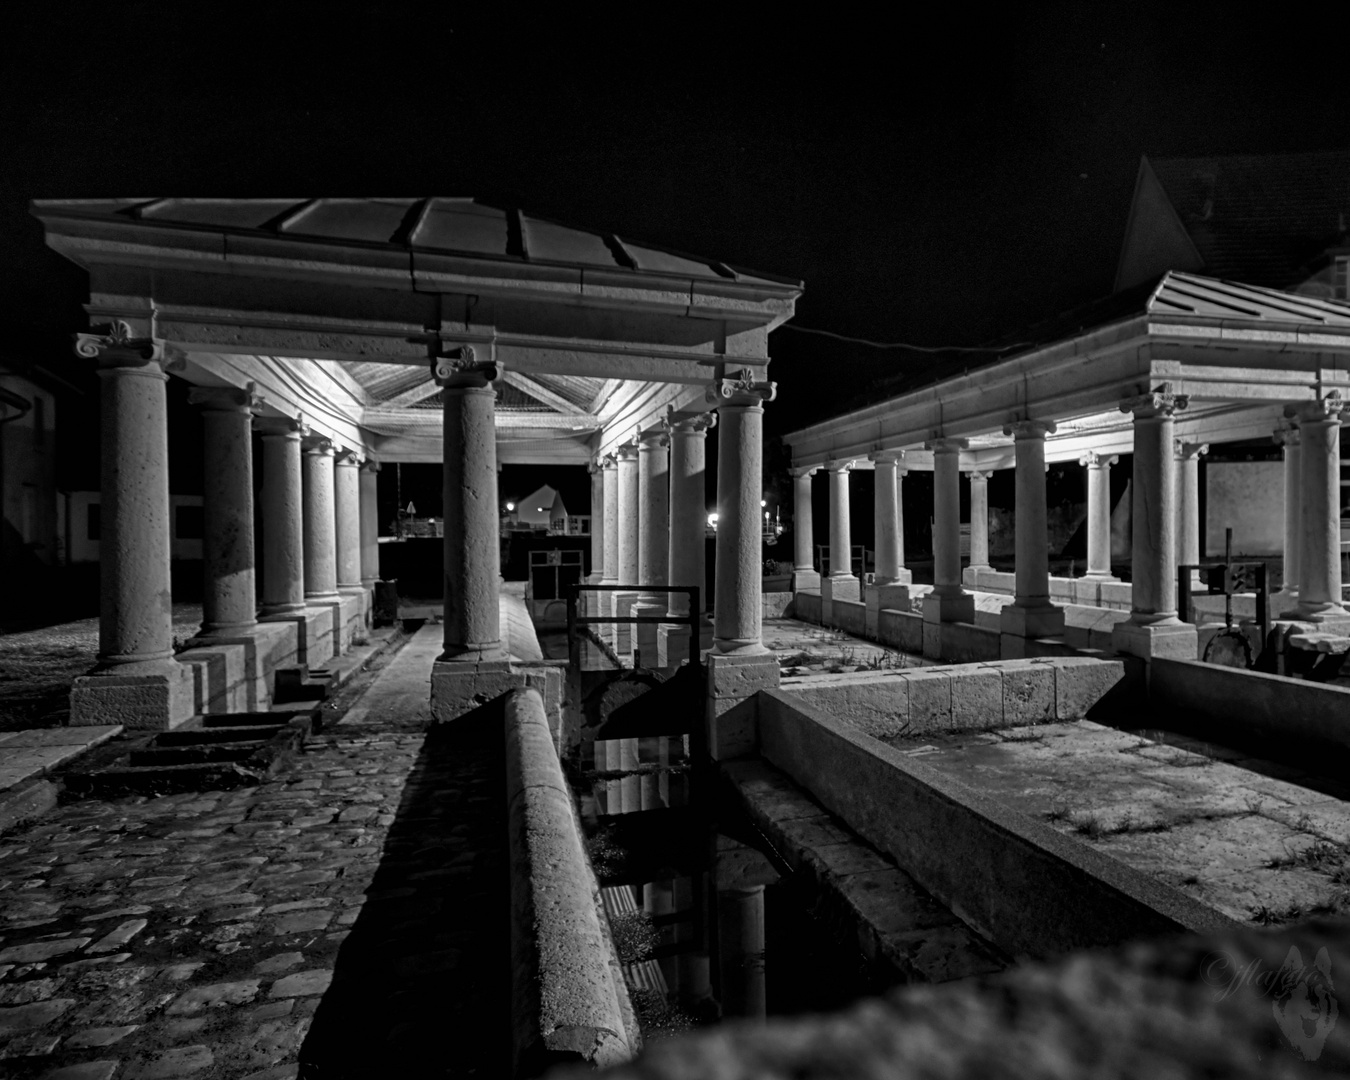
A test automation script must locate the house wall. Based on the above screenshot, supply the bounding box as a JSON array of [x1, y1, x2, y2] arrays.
[[1204, 461, 1282, 557]]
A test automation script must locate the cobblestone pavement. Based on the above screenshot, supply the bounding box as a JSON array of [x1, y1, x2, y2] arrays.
[[0, 635, 510, 1079]]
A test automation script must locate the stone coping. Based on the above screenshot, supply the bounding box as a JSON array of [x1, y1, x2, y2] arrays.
[[756, 689, 1241, 961]]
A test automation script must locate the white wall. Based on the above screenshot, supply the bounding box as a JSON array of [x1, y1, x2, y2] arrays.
[[1205, 461, 1282, 557]]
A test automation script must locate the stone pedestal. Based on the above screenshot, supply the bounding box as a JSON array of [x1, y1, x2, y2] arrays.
[[1080, 451, 1118, 580], [257, 417, 307, 618], [70, 326, 192, 729], [705, 651, 779, 760], [790, 466, 820, 593], [1284, 396, 1347, 621], [1001, 421, 1064, 649], [633, 429, 670, 665], [1112, 389, 1198, 661]]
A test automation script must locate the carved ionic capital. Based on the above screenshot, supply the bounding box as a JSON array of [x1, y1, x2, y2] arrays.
[[967, 469, 994, 483], [789, 465, 818, 479], [424, 341, 499, 388], [360, 458, 381, 474], [1273, 421, 1301, 448], [75, 320, 163, 370], [925, 436, 969, 454], [614, 442, 639, 462], [599, 453, 618, 471], [1002, 419, 1057, 440], [254, 415, 308, 441], [707, 368, 776, 408], [334, 447, 361, 467], [1120, 385, 1188, 419], [1173, 440, 1209, 461], [666, 406, 717, 436], [869, 449, 906, 467], [1078, 450, 1119, 469], [1285, 391, 1345, 425], [301, 433, 334, 457], [188, 382, 263, 414], [825, 458, 855, 473]]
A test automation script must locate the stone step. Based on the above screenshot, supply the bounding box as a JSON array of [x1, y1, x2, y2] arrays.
[[153, 724, 287, 747]]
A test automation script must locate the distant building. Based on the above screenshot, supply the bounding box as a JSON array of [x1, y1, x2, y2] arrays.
[[509, 484, 590, 536]]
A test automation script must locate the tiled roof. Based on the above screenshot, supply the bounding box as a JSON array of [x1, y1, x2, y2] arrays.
[[1149, 151, 1350, 287], [32, 198, 800, 286], [1148, 270, 1350, 325]]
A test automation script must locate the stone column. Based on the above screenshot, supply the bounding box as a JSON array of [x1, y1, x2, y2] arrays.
[[1111, 389, 1197, 660], [705, 372, 779, 760], [359, 460, 380, 592], [587, 460, 605, 584], [1174, 440, 1209, 588], [821, 460, 859, 621], [661, 412, 715, 666], [334, 449, 363, 596], [789, 466, 820, 593], [614, 442, 640, 657], [256, 417, 307, 618], [301, 435, 340, 603], [965, 470, 992, 581], [599, 455, 619, 643], [1284, 395, 1346, 621], [1079, 451, 1119, 580], [434, 350, 504, 663], [68, 324, 191, 728], [190, 386, 260, 638], [1000, 420, 1064, 648], [923, 437, 974, 625], [716, 886, 767, 1020], [1275, 424, 1302, 600], [633, 428, 671, 665], [866, 451, 912, 632]]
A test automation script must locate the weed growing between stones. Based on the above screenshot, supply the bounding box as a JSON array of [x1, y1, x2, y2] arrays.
[[1065, 809, 1175, 840], [1266, 840, 1349, 873]]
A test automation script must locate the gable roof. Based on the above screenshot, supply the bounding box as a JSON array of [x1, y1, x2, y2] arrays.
[[1126, 151, 1350, 290]]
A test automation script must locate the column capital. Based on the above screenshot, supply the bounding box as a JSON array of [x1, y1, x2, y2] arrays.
[[334, 447, 361, 467], [614, 442, 639, 462], [637, 427, 670, 449], [1285, 391, 1345, 424], [301, 433, 334, 456], [255, 415, 308, 440], [666, 407, 717, 436], [967, 469, 994, 482], [187, 383, 262, 414], [598, 453, 618, 471], [1121, 386, 1189, 419], [825, 458, 855, 473], [360, 458, 381, 474], [75, 320, 163, 370], [1273, 421, 1301, 447], [789, 465, 818, 478], [1078, 450, 1119, 468], [707, 368, 776, 408], [1002, 419, 1057, 440], [428, 343, 498, 388], [869, 449, 906, 466], [1173, 440, 1209, 461], [925, 436, 969, 453]]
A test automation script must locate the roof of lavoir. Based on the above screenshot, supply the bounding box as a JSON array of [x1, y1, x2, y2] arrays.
[[33, 197, 801, 287]]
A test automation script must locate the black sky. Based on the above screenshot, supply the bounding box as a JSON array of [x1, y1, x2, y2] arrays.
[[4, 3, 1350, 440]]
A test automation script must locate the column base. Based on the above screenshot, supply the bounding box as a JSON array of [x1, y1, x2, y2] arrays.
[[429, 658, 518, 723], [874, 568, 913, 587], [1279, 600, 1349, 623], [633, 600, 667, 668], [790, 568, 821, 593], [706, 651, 780, 761], [613, 591, 639, 659], [70, 659, 195, 731], [1111, 619, 1199, 661], [657, 623, 695, 668], [961, 565, 992, 587], [1000, 602, 1065, 639], [922, 591, 975, 624]]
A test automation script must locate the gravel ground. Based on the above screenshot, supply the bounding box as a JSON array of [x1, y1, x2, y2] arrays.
[[0, 607, 204, 732]]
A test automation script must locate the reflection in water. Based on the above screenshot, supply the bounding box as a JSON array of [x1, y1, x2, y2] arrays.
[[580, 734, 869, 1040]]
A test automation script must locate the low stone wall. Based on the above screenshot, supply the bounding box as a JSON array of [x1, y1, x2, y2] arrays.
[[780, 656, 1129, 740], [504, 688, 638, 1074], [763, 591, 794, 619], [756, 689, 1238, 960], [932, 620, 1000, 663], [793, 591, 822, 624], [877, 608, 923, 652], [1151, 657, 1350, 754], [833, 598, 867, 637]]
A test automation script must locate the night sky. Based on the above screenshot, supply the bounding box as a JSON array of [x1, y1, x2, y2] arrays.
[[4, 3, 1349, 449]]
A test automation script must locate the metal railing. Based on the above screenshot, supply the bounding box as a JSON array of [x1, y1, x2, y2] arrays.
[[565, 584, 702, 670]]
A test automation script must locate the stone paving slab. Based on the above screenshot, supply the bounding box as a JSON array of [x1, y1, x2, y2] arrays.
[[887, 720, 1350, 926], [0, 634, 510, 1079], [0, 728, 122, 793]]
